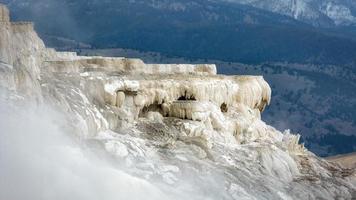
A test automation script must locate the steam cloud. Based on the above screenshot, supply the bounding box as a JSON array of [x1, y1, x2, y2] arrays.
[[0, 97, 170, 200]]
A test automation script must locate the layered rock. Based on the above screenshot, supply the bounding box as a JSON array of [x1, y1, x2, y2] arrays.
[[0, 4, 355, 199], [44, 56, 216, 75], [0, 5, 51, 98], [0, 4, 9, 22]]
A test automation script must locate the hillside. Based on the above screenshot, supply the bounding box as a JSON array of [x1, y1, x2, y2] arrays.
[[225, 0, 356, 27], [328, 153, 356, 169], [4, 0, 356, 65]]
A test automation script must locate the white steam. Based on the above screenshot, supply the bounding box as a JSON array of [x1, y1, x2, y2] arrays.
[[0, 98, 169, 200]]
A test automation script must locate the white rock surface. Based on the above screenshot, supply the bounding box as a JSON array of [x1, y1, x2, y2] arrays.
[[0, 4, 355, 200]]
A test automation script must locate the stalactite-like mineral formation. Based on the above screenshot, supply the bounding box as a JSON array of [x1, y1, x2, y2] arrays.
[[0, 4, 355, 200]]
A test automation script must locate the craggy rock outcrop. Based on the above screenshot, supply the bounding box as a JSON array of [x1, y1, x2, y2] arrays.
[[0, 4, 9, 22], [0, 4, 355, 199], [0, 5, 52, 98]]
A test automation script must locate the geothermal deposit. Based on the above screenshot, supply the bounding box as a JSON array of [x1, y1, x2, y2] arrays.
[[0, 4, 355, 200]]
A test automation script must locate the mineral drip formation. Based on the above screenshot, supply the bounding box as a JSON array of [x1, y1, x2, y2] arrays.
[[0, 4, 355, 200]]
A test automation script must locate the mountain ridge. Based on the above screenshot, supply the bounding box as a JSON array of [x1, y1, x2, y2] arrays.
[[225, 0, 356, 27], [4, 0, 356, 65]]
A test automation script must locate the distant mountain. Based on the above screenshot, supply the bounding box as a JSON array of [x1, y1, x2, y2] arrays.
[[3, 0, 356, 65], [225, 0, 356, 27]]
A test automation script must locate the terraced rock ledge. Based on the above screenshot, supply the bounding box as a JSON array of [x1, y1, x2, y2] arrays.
[[0, 4, 355, 199]]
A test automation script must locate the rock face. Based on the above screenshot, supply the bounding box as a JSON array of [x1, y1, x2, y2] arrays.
[[44, 56, 217, 75], [0, 4, 9, 22], [0, 4, 52, 97], [226, 0, 356, 26], [0, 4, 355, 200]]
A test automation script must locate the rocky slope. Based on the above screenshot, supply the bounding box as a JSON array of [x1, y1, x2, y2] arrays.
[[225, 0, 356, 27], [5, 0, 356, 65], [0, 4, 355, 199], [328, 153, 356, 169]]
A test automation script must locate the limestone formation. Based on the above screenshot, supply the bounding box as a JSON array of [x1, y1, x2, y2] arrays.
[[44, 56, 216, 75], [0, 4, 9, 22], [0, 4, 355, 200]]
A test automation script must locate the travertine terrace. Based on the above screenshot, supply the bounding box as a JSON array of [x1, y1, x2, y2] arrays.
[[0, 4, 355, 199]]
